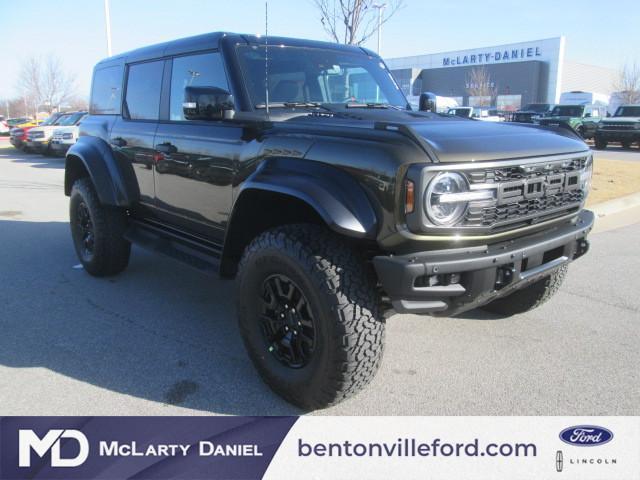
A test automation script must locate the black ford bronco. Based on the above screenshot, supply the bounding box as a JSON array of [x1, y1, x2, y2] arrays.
[[65, 32, 594, 409]]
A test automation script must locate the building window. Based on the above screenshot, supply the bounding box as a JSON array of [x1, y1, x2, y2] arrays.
[[496, 95, 522, 111], [468, 96, 492, 107]]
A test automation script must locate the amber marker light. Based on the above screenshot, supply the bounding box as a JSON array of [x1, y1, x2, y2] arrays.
[[405, 179, 415, 214]]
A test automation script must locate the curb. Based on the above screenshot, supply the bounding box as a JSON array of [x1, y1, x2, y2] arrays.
[[590, 192, 640, 218]]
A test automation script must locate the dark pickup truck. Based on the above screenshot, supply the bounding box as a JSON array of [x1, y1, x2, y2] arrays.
[[65, 32, 594, 409]]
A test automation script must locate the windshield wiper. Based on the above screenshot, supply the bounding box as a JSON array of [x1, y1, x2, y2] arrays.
[[255, 101, 333, 111], [345, 102, 405, 111]]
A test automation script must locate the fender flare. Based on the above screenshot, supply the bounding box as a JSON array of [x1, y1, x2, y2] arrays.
[[231, 157, 378, 239], [65, 137, 139, 206]]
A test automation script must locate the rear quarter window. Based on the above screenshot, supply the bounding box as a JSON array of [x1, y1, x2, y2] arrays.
[[90, 65, 123, 115]]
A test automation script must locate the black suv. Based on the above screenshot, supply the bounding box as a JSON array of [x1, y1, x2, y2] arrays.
[[512, 103, 554, 123], [65, 32, 594, 409]]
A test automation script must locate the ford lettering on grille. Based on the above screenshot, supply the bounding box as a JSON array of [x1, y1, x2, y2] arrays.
[[496, 171, 580, 205]]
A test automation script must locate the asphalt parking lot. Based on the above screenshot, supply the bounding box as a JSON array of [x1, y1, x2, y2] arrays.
[[0, 141, 638, 416]]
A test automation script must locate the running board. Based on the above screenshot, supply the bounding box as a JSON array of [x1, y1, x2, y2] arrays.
[[125, 219, 222, 275]]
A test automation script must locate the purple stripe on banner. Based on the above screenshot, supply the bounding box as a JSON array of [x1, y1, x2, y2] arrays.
[[0, 416, 298, 480]]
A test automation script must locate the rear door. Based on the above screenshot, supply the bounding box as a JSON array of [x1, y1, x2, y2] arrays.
[[110, 59, 165, 215], [153, 51, 240, 243]]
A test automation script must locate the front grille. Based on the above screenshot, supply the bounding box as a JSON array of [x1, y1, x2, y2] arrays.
[[461, 155, 588, 231], [601, 123, 636, 130], [468, 191, 584, 227]]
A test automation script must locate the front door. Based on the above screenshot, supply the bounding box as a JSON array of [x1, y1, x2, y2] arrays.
[[153, 51, 239, 243]]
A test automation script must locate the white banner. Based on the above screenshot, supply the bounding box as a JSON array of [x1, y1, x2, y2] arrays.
[[265, 417, 640, 479]]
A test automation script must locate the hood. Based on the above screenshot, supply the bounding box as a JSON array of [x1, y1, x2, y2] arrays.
[[281, 108, 588, 163], [53, 126, 78, 133]]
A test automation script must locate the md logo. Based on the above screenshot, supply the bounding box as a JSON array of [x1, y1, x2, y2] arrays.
[[19, 429, 89, 467]]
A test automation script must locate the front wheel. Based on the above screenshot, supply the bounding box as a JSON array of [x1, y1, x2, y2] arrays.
[[236, 224, 384, 410], [594, 136, 608, 150], [69, 178, 131, 276], [482, 264, 568, 316]]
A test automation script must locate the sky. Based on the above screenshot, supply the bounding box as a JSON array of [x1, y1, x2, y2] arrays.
[[1, 0, 639, 100]]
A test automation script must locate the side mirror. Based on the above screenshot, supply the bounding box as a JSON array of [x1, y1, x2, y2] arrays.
[[419, 92, 437, 112], [584, 112, 591, 118], [183, 86, 235, 121]]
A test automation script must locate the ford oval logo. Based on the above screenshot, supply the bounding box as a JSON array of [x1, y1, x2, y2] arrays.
[[559, 426, 613, 447]]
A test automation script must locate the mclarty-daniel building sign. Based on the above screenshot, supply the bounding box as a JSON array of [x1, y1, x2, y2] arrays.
[[442, 46, 542, 66], [386, 37, 566, 104]]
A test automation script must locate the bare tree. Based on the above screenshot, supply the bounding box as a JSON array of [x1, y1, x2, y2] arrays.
[[613, 62, 640, 104], [312, 0, 404, 45], [17, 54, 77, 113], [465, 67, 497, 106]]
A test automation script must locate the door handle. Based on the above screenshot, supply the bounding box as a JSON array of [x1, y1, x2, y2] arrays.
[[156, 142, 177, 154], [111, 137, 127, 147]]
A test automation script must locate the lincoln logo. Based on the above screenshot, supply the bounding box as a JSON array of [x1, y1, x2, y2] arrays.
[[559, 426, 613, 447], [18, 429, 89, 468]]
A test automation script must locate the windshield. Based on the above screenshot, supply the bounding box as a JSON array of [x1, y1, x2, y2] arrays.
[[522, 104, 550, 113], [614, 106, 640, 117], [236, 45, 407, 108], [551, 105, 584, 117], [53, 114, 71, 125], [39, 114, 61, 126], [57, 113, 85, 126]]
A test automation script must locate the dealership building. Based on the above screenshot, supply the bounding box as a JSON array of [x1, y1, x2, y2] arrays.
[[386, 37, 617, 110]]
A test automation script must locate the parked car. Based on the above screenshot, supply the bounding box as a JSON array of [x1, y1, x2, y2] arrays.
[[594, 104, 640, 149], [26, 112, 71, 155], [11, 113, 64, 151], [8, 117, 37, 129], [512, 103, 554, 123], [537, 104, 606, 139], [65, 32, 594, 409], [51, 112, 88, 155], [446, 106, 503, 122]]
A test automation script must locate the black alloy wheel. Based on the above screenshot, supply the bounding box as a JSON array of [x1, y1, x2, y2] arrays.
[[260, 274, 316, 369]]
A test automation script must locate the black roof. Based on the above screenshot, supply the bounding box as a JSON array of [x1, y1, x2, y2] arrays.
[[95, 32, 371, 68]]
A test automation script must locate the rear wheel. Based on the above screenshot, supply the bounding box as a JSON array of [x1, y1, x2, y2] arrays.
[[69, 178, 131, 276], [482, 265, 568, 316], [236, 224, 384, 410]]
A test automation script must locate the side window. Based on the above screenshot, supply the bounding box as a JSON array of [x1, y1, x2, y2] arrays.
[[169, 52, 229, 121], [90, 65, 123, 114], [125, 61, 164, 120]]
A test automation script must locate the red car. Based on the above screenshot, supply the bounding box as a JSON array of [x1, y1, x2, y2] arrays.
[[9, 125, 37, 150]]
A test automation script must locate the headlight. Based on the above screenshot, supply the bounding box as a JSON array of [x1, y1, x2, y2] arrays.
[[424, 172, 469, 226], [580, 156, 593, 196]]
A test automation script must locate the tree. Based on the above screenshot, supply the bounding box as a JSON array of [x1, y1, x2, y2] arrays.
[[312, 0, 404, 45], [17, 54, 77, 113], [613, 62, 640, 104], [465, 67, 497, 106]]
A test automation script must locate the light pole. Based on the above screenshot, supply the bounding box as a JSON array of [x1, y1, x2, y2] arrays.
[[104, 0, 113, 56], [373, 3, 387, 55]]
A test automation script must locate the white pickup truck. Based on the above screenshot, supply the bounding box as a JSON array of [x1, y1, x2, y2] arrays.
[[447, 106, 503, 122]]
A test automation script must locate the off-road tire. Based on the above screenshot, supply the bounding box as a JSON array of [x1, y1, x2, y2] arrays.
[[594, 136, 607, 150], [236, 224, 384, 410], [69, 178, 130, 276], [482, 264, 568, 316]]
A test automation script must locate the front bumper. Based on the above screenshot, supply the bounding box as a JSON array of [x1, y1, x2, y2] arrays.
[[10, 137, 25, 148], [596, 130, 640, 141], [374, 210, 594, 316], [25, 140, 48, 152], [50, 141, 71, 154]]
